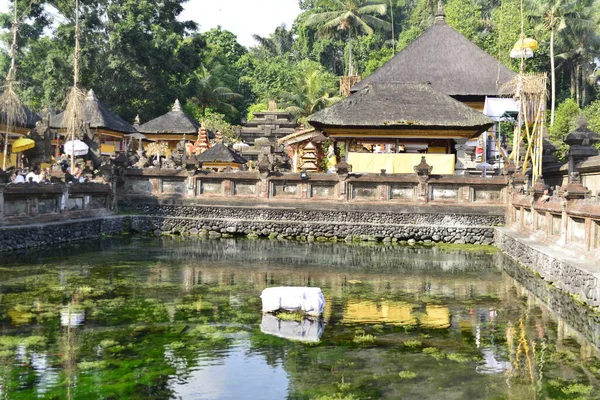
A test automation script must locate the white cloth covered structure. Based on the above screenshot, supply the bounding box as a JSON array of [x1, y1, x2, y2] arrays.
[[260, 287, 325, 316]]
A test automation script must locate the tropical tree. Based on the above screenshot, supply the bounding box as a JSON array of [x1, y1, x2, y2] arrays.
[[280, 60, 341, 122], [188, 65, 242, 119], [555, 13, 600, 107], [251, 24, 295, 57], [305, 0, 391, 76], [527, 0, 596, 126]]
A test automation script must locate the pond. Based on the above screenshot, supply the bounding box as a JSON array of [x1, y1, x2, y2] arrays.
[[1, 237, 600, 399]]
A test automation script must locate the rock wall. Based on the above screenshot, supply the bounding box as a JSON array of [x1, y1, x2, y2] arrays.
[[124, 204, 502, 245], [0, 216, 131, 252], [499, 252, 600, 350], [495, 228, 600, 307]]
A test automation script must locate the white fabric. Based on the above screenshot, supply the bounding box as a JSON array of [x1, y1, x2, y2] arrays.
[[483, 97, 518, 122], [260, 313, 324, 343], [14, 174, 25, 183], [260, 287, 325, 316], [25, 172, 39, 183], [64, 139, 89, 156]]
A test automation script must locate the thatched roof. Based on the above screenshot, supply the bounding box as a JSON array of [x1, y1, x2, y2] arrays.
[[308, 82, 493, 133], [0, 105, 41, 128], [137, 100, 200, 134], [352, 9, 516, 96], [197, 143, 247, 164], [50, 89, 136, 133]]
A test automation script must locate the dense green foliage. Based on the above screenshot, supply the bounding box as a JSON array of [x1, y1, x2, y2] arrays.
[[0, 0, 599, 138]]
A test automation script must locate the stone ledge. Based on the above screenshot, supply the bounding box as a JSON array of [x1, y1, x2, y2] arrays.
[[496, 228, 600, 307]]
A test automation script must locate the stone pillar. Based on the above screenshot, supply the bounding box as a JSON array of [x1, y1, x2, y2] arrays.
[[336, 161, 351, 201], [414, 156, 432, 203], [559, 197, 568, 246], [257, 157, 271, 199], [60, 183, 68, 213]]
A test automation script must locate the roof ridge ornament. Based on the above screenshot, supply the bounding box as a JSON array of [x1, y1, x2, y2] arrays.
[[434, 0, 446, 24], [86, 89, 98, 102], [172, 99, 182, 112]]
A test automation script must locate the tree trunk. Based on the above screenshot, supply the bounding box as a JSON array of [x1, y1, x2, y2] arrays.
[[390, 0, 395, 52], [348, 35, 354, 76], [550, 28, 556, 126], [576, 64, 580, 107]]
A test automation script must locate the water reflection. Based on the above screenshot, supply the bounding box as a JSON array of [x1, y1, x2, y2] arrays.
[[0, 237, 599, 399], [260, 314, 324, 343]]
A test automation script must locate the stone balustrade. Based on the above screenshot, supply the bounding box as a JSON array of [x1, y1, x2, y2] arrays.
[[0, 181, 113, 225], [120, 168, 509, 205], [507, 191, 600, 255]]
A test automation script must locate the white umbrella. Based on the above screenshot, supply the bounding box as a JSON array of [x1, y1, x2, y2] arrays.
[[63, 139, 89, 156]]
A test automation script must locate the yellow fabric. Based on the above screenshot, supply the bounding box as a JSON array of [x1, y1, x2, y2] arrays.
[[347, 153, 455, 174], [0, 154, 17, 168], [100, 144, 116, 154], [427, 147, 446, 154]]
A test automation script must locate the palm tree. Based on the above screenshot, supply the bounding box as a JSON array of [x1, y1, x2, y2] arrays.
[[305, 0, 391, 76], [252, 24, 295, 57], [280, 62, 341, 121], [527, 0, 596, 125], [189, 65, 242, 118], [555, 20, 600, 106]]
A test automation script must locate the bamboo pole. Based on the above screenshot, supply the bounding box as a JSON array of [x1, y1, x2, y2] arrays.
[[71, 0, 80, 172], [2, 0, 19, 170]]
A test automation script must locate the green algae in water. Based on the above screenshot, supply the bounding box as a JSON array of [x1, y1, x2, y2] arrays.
[[0, 237, 600, 399]]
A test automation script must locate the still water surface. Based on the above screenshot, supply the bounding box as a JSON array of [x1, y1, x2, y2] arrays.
[[1, 237, 600, 399]]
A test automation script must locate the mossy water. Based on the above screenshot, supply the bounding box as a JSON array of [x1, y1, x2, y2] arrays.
[[1, 237, 600, 399]]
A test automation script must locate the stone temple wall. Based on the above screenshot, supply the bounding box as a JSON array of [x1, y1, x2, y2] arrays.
[[122, 204, 502, 245], [495, 228, 600, 308]]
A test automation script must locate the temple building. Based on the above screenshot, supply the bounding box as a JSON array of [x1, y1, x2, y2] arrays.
[[308, 3, 516, 175], [197, 143, 247, 171], [50, 89, 137, 160], [239, 110, 299, 145], [137, 100, 200, 149], [308, 83, 493, 174]]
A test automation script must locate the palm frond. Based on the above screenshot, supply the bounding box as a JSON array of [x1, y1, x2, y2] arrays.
[[357, 4, 387, 16]]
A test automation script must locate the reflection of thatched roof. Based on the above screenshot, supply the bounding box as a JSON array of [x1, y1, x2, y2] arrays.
[[197, 143, 247, 164], [308, 83, 493, 133], [137, 100, 200, 134], [50, 89, 136, 133], [352, 13, 516, 96]]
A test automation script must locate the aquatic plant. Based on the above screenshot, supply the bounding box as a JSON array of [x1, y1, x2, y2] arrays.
[[353, 334, 375, 344], [398, 370, 417, 379], [403, 340, 422, 349]]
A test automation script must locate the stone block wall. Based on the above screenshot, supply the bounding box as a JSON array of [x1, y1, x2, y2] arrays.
[[0, 216, 130, 252], [495, 228, 600, 307], [123, 204, 503, 245]]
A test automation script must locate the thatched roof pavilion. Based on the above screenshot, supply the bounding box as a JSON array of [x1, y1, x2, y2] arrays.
[[137, 100, 200, 144], [309, 83, 493, 138], [50, 89, 136, 136], [197, 142, 247, 171], [352, 4, 516, 109], [308, 83, 494, 174]]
